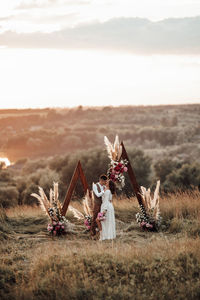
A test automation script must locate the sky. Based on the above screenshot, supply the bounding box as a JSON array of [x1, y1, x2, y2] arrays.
[[0, 0, 200, 108]]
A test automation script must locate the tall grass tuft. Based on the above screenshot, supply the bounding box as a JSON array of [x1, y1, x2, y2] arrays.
[[0, 206, 13, 240]]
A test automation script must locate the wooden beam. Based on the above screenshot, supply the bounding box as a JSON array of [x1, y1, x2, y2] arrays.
[[61, 161, 91, 216], [61, 161, 80, 216], [78, 161, 92, 198], [121, 141, 144, 208]]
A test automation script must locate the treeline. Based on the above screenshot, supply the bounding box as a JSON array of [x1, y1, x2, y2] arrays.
[[0, 148, 200, 208], [0, 104, 199, 161]]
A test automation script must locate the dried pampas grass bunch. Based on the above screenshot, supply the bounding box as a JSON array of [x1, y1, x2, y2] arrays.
[[104, 135, 122, 162], [136, 180, 162, 231], [31, 182, 73, 235], [69, 189, 94, 220], [69, 189, 94, 231], [83, 189, 94, 217]]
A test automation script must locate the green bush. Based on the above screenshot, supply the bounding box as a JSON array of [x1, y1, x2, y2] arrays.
[[165, 163, 200, 191], [0, 186, 19, 208]]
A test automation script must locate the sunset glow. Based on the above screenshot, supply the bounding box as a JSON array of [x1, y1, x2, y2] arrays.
[[0, 1, 199, 108], [0, 49, 200, 108], [0, 157, 11, 168]]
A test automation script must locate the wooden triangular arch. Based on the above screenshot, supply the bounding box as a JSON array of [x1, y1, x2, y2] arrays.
[[61, 142, 146, 216]]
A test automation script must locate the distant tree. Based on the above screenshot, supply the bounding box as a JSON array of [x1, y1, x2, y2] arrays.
[[165, 163, 200, 191], [123, 148, 152, 197], [154, 158, 181, 183], [15, 158, 27, 165], [49, 155, 70, 173], [99, 127, 107, 134], [157, 130, 177, 146], [22, 168, 60, 205], [21, 183, 39, 206], [102, 106, 112, 112], [0, 169, 15, 184], [74, 105, 84, 117], [61, 135, 81, 149], [47, 109, 61, 121], [16, 179, 27, 205], [22, 159, 47, 175], [0, 186, 19, 208], [171, 116, 178, 126], [161, 117, 169, 127], [77, 105, 83, 111]]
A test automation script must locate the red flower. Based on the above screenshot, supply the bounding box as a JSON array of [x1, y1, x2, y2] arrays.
[[110, 174, 115, 180], [114, 166, 120, 171]]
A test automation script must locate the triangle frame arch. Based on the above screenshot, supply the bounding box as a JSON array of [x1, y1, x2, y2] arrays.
[[61, 142, 147, 216]]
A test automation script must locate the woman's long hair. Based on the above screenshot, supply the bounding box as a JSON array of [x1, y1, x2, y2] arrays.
[[109, 180, 116, 194]]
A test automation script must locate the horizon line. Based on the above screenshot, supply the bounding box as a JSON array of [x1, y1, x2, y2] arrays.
[[0, 102, 200, 111]]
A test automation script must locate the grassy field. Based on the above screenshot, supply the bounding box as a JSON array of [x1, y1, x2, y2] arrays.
[[1, 190, 200, 300]]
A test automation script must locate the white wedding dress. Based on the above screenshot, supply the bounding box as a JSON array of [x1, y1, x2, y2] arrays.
[[100, 189, 116, 241]]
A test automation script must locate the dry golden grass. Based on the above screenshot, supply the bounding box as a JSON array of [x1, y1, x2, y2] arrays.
[[5, 188, 200, 221], [1, 190, 200, 300], [13, 236, 200, 300], [160, 189, 200, 219], [6, 205, 44, 218], [29, 234, 200, 264]]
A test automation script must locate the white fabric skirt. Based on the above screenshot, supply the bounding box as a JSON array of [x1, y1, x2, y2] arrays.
[[100, 202, 116, 241]]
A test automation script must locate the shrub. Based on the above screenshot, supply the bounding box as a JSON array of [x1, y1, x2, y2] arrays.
[[0, 187, 19, 208], [165, 163, 200, 191], [154, 158, 182, 183]]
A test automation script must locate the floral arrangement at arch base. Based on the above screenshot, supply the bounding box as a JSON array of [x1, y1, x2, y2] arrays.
[[136, 180, 162, 231], [69, 189, 94, 231], [104, 135, 128, 190], [31, 182, 73, 236]]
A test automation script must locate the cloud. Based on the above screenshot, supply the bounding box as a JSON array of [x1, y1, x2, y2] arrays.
[[15, 0, 58, 9], [0, 12, 77, 24], [0, 16, 200, 54], [15, 0, 90, 10]]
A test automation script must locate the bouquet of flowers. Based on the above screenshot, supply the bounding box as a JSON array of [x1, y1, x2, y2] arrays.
[[31, 182, 72, 236], [136, 180, 162, 231], [107, 159, 128, 189], [135, 207, 155, 231], [97, 212, 106, 221], [84, 215, 92, 230], [47, 221, 66, 236], [104, 135, 128, 190]]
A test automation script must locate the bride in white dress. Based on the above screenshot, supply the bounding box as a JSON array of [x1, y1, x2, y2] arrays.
[[99, 180, 116, 241]]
